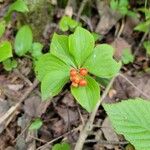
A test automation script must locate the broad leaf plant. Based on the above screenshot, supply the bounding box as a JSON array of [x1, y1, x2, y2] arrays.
[[35, 27, 121, 112]]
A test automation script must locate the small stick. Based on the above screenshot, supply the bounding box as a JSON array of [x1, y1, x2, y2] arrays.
[[119, 73, 150, 99], [76, 0, 89, 21], [74, 76, 116, 150]]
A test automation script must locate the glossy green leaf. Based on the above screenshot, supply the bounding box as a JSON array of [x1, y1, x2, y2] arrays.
[[144, 41, 150, 55], [69, 27, 94, 67], [15, 25, 33, 56], [0, 20, 6, 38], [41, 70, 69, 100], [104, 99, 150, 150], [50, 33, 76, 67], [83, 44, 121, 78], [71, 76, 100, 112], [59, 16, 80, 31], [31, 42, 43, 59], [35, 53, 70, 81], [0, 41, 12, 62], [29, 118, 43, 130], [121, 48, 134, 64], [52, 142, 71, 150], [3, 58, 17, 71]]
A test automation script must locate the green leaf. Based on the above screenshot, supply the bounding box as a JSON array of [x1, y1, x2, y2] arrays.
[[71, 76, 100, 112], [121, 48, 134, 64], [91, 32, 102, 42], [35, 53, 70, 81], [134, 20, 150, 32], [29, 118, 43, 130], [143, 41, 150, 55], [31, 42, 43, 59], [41, 70, 69, 100], [0, 41, 12, 62], [110, 0, 118, 10], [59, 16, 80, 32], [103, 99, 150, 150], [50, 33, 76, 67], [83, 44, 121, 78], [69, 27, 94, 67], [15, 25, 33, 56], [6, 0, 28, 15], [3, 58, 17, 71], [0, 20, 6, 38], [52, 142, 71, 150]]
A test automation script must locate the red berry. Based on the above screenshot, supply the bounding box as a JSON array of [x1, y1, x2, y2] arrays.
[[79, 79, 87, 86], [71, 82, 78, 87], [79, 68, 88, 76], [70, 69, 78, 76]]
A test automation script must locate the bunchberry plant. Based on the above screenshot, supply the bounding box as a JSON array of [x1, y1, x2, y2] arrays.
[[35, 27, 121, 112]]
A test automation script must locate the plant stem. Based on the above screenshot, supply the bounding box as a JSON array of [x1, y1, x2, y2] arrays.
[[74, 76, 116, 150]]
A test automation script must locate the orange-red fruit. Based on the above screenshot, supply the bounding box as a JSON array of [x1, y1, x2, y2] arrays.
[[70, 69, 78, 76], [79, 79, 87, 86], [70, 76, 80, 83], [79, 68, 88, 76], [71, 82, 78, 87]]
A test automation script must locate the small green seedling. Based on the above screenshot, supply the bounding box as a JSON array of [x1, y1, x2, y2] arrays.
[[5, 0, 29, 21], [59, 16, 81, 32], [143, 41, 150, 55], [35, 27, 121, 112], [134, 8, 150, 32], [52, 142, 70, 150], [3, 58, 17, 71], [0, 20, 6, 38], [110, 0, 136, 17], [29, 118, 43, 130], [121, 48, 134, 64]]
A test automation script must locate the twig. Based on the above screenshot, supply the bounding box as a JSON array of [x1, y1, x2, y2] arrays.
[[0, 79, 39, 132], [76, 0, 89, 21], [74, 76, 116, 150], [85, 139, 128, 145], [37, 127, 79, 150], [134, 30, 149, 55], [14, 69, 33, 86], [119, 73, 150, 99]]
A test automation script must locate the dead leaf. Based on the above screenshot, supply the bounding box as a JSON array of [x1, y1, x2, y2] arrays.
[[95, 0, 122, 35], [102, 117, 119, 149], [111, 37, 131, 60]]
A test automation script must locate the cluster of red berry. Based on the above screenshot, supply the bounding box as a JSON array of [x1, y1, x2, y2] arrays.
[[70, 68, 88, 87]]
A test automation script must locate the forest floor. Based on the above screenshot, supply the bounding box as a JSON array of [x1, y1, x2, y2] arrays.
[[0, 0, 150, 150]]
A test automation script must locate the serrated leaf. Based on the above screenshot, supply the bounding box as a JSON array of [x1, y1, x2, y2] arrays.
[[69, 27, 94, 67], [59, 16, 80, 32], [35, 53, 70, 81], [41, 70, 69, 100], [15, 25, 33, 56], [52, 142, 71, 150], [103, 99, 150, 150], [50, 33, 76, 67], [83, 44, 121, 78], [0, 41, 12, 62], [0, 20, 6, 38], [31, 42, 43, 59], [29, 118, 43, 130], [71, 76, 100, 112]]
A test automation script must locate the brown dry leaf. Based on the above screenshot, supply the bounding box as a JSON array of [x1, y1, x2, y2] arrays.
[[102, 117, 119, 149], [23, 95, 51, 117], [111, 37, 131, 60], [95, 0, 122, 35], [55, 106, 79, 126]]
